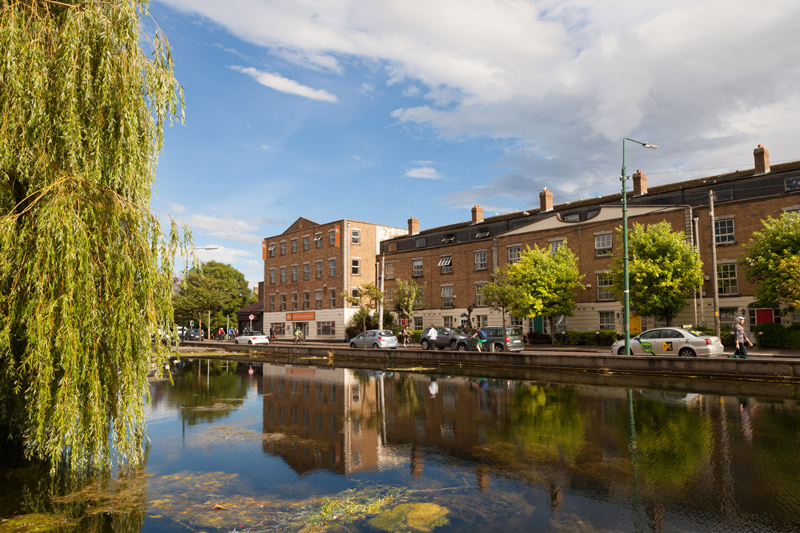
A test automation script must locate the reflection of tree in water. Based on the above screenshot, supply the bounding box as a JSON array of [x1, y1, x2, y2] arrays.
[[481, 385, 586, 467], [167, 361, 251, 426], [632, 397, 712, 495], [394, 376, 423, 417]]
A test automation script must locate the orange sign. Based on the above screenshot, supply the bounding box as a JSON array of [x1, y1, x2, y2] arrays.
[[261, 240, 267, 260], [285, 312, 315, 321], [334, 224, 340, 247]]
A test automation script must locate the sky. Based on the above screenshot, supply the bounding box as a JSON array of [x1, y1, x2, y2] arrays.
[[146, 0, 800, 289]]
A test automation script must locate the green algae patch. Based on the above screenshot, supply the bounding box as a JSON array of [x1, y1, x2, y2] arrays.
[[0, 513, 74, 532], [368, 503, 449, 532]]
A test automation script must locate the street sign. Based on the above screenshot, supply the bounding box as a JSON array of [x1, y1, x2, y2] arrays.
[[249, 314, 255, 320], [190, 320, 194, 327]]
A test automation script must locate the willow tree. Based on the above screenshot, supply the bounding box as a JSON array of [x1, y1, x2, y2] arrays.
[[0, 0, 184, 471]]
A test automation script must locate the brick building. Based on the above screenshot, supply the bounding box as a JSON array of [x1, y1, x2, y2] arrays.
[[379, 145, 800, 335], [261, 217, 406, 341]]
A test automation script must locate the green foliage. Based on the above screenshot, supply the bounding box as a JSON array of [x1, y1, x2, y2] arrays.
[[553, 330, 619, 346], [343, 283, 384, 337], [172, 261, 256, 331], [346, 310, 396, 339], [753, 323, 800, 350], [0, 0, 184, 471], [393, 278, 424, 319], [610, 222, 702, 325], [694, 325, 735, 347], [743, 212, 800, 309], [480, 265, 527, 341]]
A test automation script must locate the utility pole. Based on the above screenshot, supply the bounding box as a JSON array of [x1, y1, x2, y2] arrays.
[[709, 191, 721, 337], [208, 310, 211, 341], [694, 217, 705, 326], [378, 255, 385, 330]]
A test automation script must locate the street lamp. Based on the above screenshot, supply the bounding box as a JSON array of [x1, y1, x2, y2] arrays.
[[621, 138, 658, 356]]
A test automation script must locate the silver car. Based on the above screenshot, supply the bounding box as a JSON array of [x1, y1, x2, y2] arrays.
[[611, 327, 724, 357], [350, 330, 398, 349]]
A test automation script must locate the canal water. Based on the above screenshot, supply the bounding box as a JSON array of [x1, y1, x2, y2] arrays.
[[2, 359, 800, 532]]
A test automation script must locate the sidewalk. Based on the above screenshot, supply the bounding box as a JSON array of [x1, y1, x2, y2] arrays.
[[521, 344, 800, 358]]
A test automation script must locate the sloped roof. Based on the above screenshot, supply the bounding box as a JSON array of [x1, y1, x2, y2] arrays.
[[235, 300, 264, 315], [283, 217, 320, 234]]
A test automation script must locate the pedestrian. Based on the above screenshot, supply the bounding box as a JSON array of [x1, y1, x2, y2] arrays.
[[229, 327, 235, 339], [294, 327, 302, 344], [427, 325, 438, 350], [402, 325, 411, 347], [269, 325, 275, 342], [731, 316, 753, 358], [470, 327, 487, 352], [218, 327, 224, 340]]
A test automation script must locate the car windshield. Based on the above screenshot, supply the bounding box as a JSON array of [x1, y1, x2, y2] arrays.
[[379, 330, 394, 336]]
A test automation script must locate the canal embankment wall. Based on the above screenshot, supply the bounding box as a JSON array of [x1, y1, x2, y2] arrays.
[[177, 341, 800, 384]]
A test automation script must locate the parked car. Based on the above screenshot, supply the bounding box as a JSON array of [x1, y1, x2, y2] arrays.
[[183, 328, 203, 341], [350, 330, 398, 349], [455, 326, 524, 352], [611, 327, 724, 357], [419, 326, 469, 350], [235, 331, 270, 345]]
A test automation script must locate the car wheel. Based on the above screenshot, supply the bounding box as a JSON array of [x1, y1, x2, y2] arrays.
[[420, 339, 430, 350], [350, 343, 357, 348], [248, 340, 253, 345], [494, 343, 504, 353], [457, 343, 467, 351], [372, 343, 379, 349], [234, 340, 239, 344], [679, 347, 696, 358], [450, 340, 458, 350], [617, 347, 633, 355]]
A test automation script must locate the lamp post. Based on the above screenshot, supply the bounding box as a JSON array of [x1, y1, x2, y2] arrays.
[[621, 138, 658, 356]]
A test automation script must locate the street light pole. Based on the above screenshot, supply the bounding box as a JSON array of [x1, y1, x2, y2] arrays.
[[621, 138, 658, 356]]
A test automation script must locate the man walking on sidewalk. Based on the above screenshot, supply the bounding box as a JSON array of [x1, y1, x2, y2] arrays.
[[732, 316, 754, 358]]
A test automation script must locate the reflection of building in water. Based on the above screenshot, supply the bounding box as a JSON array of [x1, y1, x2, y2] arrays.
[[262, 364, 395, 475]]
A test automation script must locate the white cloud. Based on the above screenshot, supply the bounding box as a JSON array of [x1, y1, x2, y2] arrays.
[[404, 166, 443, 180], [186, 213, 263, 244], [402, 85, 421, 97], [352, 155, 362, 160], [193, 244, 255, 265], [231, 66, 338, 102], [165, 200, 186, 214]]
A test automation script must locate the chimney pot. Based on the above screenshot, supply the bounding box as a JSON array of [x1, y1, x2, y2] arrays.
[[471, 204, 484, 224], [633, 170, 648, 196], [754, 144, 770, 175], [408, 217, 420, 235], [539, 188, 553, 212]]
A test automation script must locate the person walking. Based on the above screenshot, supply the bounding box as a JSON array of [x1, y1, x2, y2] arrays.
[[732, 316, 753, 358], [269, 325, 275, 342], [294, 326, 303, 345], [427, 325, 438, 350], [402, 325, 411, 347]]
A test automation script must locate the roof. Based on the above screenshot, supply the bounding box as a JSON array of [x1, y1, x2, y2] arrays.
[[235, 300, 264, 315]]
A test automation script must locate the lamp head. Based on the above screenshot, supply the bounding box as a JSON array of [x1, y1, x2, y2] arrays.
[[643, 143, 658, 150]]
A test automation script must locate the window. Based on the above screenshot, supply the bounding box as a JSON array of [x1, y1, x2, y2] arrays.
[[714, 188, 733, 202], [475, 251, 487, 270], [442, 233, 455, 243], [268, 243, 276, 257], [351, 229, 360, 245], [329, 259, 336, 277], [413, 290, 423, 309], [413, 317, 423, 329], [476, 283, 487, 306], [720, 307, 737, 327], [508, 246, 521, 264], [269, 294, 275, 312], [314, 233, 322, 248], [329, 230, 336, 246], [303, 292, 310, 310], [280, 294, 286, 311], [441, 286, 453, 308], [595, 234, 612, 256], [303, 236, 309, 251], [597, 273, 614, 300], [329, 289, 336, 308], [412, 259, 423, 277], [303, 264, 310, 280], [292, 265, 298, 282], [475, 228, 490, 239], [317, 321, 335, 336], [476, 315, 488, 328], [444, 316, 453, 328], [552, 315, 568, 334], [415, 237, 426, 248], [315, 290, 322, 309], [292, 239, 298, 253], [292, 293, 298, 310], [272, 323, 285, 335], [786, 176, 800, 192], [280, 267, 286, 283], [351, 258, 361, 275], [599, 311, 615, 330], [316, 261, 322, 279], [793, 310, 800, 323], [270, 268, 275, 284], [385, 289, 394, 310], [715, 219, 735, 244], [352, 287, 360, 299], [718, 264, 738, 294], [438, 256, 452, 274], [550, 240, 564, 255], [385, 262, 394, 279], [280, 242, 286, 255], [562, 213, 580, 222], [510, 316, 523, 328]]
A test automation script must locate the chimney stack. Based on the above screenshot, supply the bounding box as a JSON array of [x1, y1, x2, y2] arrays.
[[471, 205, 484, 224], [633, 170, 648, 196], [539, 188, 553, 212], [408, 216, 420, 235], [258, 281, 265, 302], [754, 144, 770, 175]]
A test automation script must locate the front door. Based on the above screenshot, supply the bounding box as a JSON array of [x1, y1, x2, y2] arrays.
[[294, 322, 308, 337], [630, 314, 642, 336]]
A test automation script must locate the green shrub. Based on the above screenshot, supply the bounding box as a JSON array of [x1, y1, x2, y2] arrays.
[[694, 325, 735, 347], [555, 330, 619, 346], [526, 332, 552, 344], [753, 323, 800, 350]]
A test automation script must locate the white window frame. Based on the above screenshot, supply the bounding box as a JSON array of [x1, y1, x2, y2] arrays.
[[303, 263, 310, 280], [291, 265, 298, 282], [599, 311, 615, 330], [438, 256, 452, 274], [508, 246, 521, 264], [329, 230, 336, 246], [329, 259, 336, 277], [351, 258, 361, 276], [412, 259, 423, 277], [550, 239, 564, 255], [717, 263, 738, 294], [441, 285, 453, 309], [385, 262, 395, 280], [268, 243, 276, 257], [595, 234, 612, 257], [413, 317, 423, 329], [385, 288, 394, 310], [715, 218, 735, 244], [351, 229, 361, 245], [597, 272, 614, 301], [316, 261, 323, 279], [476, 282, 487, 306], [291, 238, 298, 253], [329, 288, 336, 308], [270, 268, 275, 284], [316, 290, 323, 309], [474, 251, 487, 270]]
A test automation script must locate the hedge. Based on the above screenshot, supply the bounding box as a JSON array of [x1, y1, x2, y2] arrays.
[[753, 323, 800, 350], [554, 330, 619, 346]]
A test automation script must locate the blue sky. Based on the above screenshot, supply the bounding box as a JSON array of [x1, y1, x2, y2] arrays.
[[147, 0, 800, 288]]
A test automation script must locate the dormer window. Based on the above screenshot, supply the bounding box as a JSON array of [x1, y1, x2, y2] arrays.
[[442, 233, 455, 243], [562, 213, 580, 222], [416, 238, 426, 248], [475, 228, 490, 238]]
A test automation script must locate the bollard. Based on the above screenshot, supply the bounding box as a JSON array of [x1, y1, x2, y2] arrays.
[[596, 331, 600, 347]]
